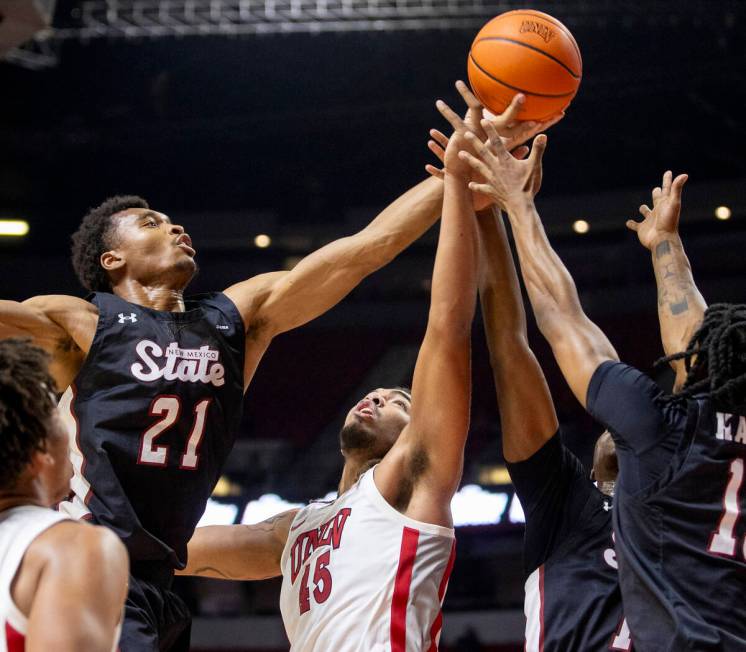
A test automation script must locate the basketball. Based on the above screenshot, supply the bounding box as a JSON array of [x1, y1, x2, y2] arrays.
[[467, 10, 582, 121]]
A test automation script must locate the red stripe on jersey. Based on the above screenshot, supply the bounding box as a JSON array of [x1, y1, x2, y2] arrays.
[[6, 622, 25, 652], [426, 539, 456, 652], [390, 526, 420, 652], [539, 565, 545, 652]]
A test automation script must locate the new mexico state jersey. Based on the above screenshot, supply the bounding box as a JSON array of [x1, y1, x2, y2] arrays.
[[58, 292, 245, 568], [280, 468, 456, 652]]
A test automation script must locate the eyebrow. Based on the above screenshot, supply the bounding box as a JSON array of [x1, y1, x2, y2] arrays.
[[390, 390, 412, 403]]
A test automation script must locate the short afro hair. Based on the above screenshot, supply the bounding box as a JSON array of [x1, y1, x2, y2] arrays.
[[0, 339, 57, 491], [71, 195, 148, 293]]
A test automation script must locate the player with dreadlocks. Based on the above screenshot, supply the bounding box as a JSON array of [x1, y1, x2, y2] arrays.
[[0, 339, 127, 651], [460, 120, 746, 652]]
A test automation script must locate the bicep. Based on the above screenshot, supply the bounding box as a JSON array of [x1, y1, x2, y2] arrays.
[[0, 299, 66, 345], [586, 361, 673, 455], [491, 340, 558, 462], [401, 324, 472, 497], [546, 312, 618, 409]]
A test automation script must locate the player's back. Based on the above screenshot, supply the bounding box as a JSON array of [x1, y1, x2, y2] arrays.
[[614, 399, 746, 651], [0, 506, 68, 651], [57, 291, 245, 568], [279, 468, 455, 652]]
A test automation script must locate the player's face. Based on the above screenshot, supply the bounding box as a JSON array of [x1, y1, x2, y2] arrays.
[[106, 208, 197, 288], [37, 412, 73, 506], [340, 388, 411, 459]]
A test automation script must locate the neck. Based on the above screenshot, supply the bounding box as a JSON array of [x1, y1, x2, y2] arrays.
[[0, 490, 45, 513], [597, 480, 615, 496], [338, 458, 368, 495], [112, 281, 186, 312]]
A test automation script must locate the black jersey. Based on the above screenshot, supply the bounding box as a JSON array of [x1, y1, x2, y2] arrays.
[[506, 433, 630, 652], [588, 361, 746, 652], [58, 292, 245, 569]]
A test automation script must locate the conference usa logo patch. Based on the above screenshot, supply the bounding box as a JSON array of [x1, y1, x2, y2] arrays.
[[131, 340, 226, 387]]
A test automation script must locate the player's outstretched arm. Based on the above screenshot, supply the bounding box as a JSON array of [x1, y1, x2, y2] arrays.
[[177, 509, 297, 581], [461, 124, 618, 408], [0, 295, 96, 390], [375, 133, 479, 525], [223, 176, 444, 339], [626, 171, 706, 389], [25, 523, 128, 652], [477, 207, 558, 462]]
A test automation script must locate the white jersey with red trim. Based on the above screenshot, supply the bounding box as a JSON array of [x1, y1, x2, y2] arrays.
[[0, 506, 69, 652], [279, 467, 456, 652]]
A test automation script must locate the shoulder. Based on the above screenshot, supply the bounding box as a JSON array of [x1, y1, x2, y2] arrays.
[[23, 294, 96, 317], [30, 521, 127, 577]]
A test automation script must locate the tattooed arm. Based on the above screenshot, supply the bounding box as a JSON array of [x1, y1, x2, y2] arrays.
[[626, 171, 707, 388], [177, 510, 298, 580]]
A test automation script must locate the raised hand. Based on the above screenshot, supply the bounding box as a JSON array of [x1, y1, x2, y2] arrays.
[[426, 80, 562, 178], [626, 171, 688, 251], [458, 120, 547, 213]]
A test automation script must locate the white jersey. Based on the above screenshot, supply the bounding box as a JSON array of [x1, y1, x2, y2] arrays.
[[0, 506, 69, 652], [280, 467, 456, 652]]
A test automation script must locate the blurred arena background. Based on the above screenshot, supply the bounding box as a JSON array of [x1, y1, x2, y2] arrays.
[[1, 0, 745, 649]]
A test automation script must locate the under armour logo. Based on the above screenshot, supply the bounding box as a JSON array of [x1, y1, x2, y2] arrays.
[[603, 501, 611, 512], [118, 313, 138, 324]]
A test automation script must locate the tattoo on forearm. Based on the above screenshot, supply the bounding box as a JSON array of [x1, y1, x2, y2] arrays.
[[193, 566, 231, 579], [654, 240, 672, 258], [654, 239, 693, 317]]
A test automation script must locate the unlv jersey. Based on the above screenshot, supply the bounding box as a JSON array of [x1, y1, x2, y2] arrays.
[[279, 468, 456, 652], [506, 434, 630, 652], [0, 506, 74, 652], [58, 292, 245, 568], [588, 361, 746, 651]]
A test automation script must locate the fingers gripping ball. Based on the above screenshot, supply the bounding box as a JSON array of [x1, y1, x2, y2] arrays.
[[467, 10, 582, 121]]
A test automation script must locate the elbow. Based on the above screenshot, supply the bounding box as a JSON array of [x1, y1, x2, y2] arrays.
[[427, 304, 475, 340]]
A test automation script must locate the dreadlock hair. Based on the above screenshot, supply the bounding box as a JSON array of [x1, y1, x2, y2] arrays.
[[656, 303, 746, 413], [0, 339, 57, 491], [71, 195, 149, 293]]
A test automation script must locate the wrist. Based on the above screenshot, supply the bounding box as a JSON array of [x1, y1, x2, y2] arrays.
[[443, 168, 471, 184], [504, 194, 535, 218], [648, 232, 683, 253]]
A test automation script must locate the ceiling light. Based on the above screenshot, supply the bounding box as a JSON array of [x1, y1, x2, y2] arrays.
[[0, 220, 29, 237], [254, 234, 271, 248], [572, 219, 590, 234], [715, 206, 732, 220]]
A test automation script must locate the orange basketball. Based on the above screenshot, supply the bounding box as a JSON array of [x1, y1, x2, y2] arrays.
[[467, 10, 582, 121]]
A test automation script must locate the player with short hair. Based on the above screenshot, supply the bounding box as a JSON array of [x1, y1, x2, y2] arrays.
[[0, 338, 127, 652], [429, 91, 628, 651], [0, 95, 547, 651], [180, 119, 491, 650], [461, 125, 746, 650]]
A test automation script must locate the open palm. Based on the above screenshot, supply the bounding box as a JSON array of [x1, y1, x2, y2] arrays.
[[627, 171, 688, 251]]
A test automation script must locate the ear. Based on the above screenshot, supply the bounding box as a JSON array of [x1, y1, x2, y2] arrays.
[[589, 467, 596, 481], [100, 249, 125, 272], [27, 447, 52, 478]]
